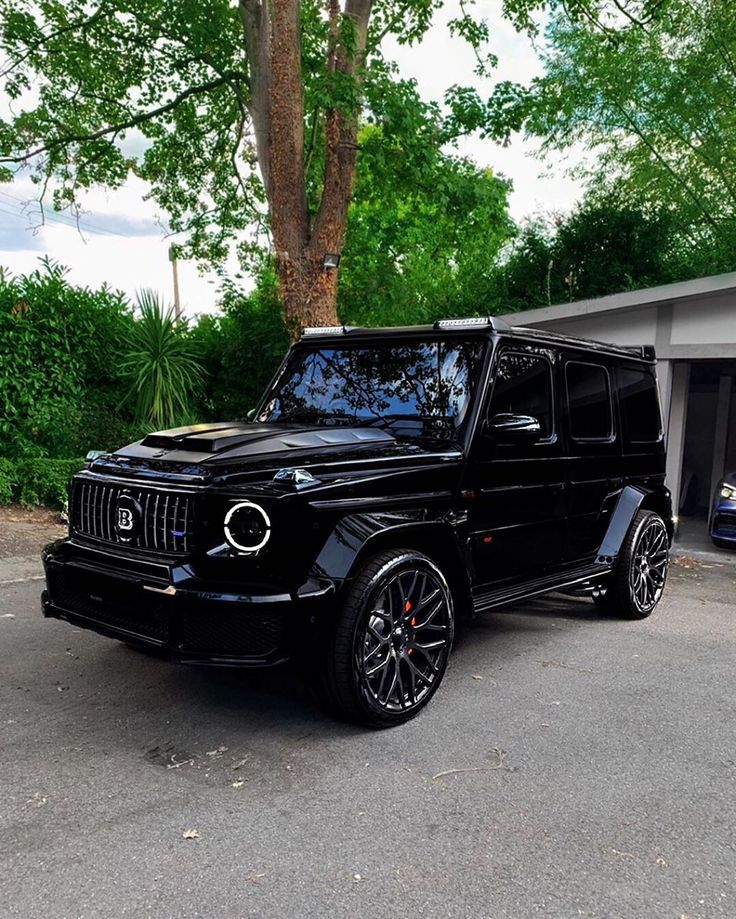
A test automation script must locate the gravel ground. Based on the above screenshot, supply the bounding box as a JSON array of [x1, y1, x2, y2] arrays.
[[0, 507, 65, 560], [1, 552, 735, 919]]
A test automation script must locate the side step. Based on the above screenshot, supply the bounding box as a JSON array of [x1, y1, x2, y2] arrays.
[[472, 565, 612, 615]]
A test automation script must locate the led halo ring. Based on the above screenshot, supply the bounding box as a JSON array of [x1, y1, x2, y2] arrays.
[[223, 501, 272, 553]]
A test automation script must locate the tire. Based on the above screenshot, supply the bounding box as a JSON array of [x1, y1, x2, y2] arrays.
[[595, 510, 670, 619], [712, 536, 736, 551], [321, 549, 455, 728]]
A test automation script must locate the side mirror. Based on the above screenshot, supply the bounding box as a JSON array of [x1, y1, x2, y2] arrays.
[[486, 413, 542, 441], [246, 408, 256, 422]]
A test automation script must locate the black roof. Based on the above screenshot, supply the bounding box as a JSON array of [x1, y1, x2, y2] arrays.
[[298, 320, 656, 363]]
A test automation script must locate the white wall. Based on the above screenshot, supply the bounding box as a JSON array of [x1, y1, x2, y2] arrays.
[[525, 306, 659, 346], [671, 292, 736, 345]]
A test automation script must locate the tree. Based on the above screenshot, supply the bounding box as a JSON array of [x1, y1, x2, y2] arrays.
[[0, 0, 496, 334], [498, 199, 679, 309], [338, 122, 513, 326], [477, 0, 736, 272]]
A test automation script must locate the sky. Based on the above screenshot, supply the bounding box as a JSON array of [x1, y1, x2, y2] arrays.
[[0, 1, 582, 318]]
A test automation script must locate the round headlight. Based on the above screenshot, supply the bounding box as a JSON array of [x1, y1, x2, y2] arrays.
[[224, 501, 271, 553]]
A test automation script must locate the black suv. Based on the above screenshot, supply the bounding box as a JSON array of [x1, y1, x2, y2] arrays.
[[43, 318, 672, 726]]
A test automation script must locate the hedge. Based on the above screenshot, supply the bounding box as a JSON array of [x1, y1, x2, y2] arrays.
[[0, 457, 15, 505], [0, 458, 84, 510]]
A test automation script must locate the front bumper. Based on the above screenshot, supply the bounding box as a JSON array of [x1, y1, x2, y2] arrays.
[[710, 503, 736, 545], [42, 539, 335, 666]]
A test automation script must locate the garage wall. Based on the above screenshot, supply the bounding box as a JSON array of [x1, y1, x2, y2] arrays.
[[671, 292, 736, 345], [525, 306, 659, 347]]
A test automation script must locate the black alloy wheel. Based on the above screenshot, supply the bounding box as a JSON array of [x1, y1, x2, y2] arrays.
[[322, 549, 455, 727], [596, 509, 670, 619]]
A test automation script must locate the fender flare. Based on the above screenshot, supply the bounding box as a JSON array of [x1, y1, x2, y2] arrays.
[[310, 511, 473, 615], [597, 486, 646, 564]]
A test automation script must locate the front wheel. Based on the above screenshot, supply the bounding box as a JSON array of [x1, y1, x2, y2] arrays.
[[596, 510, 670, 619], [321, 549, 455, 728]]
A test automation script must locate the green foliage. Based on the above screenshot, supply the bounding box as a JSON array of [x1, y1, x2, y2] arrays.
[[0, 457, 15, 504], [0, 259, 139, 460], [498, 200, 680, 309], [15, 458, 84, 509], [190, 271, 289, 420], [120, 291, 205, 430], [0, 0, 499, 274], [338, 122, 513, 326], [487, 0, 736, 272]]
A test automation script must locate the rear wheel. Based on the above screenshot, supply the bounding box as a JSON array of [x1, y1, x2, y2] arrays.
[[322, 549, 455, 728], [595, 510, 669, 619]]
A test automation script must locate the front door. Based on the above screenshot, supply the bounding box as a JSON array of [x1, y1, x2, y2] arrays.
[[466, 344, 567, 587]]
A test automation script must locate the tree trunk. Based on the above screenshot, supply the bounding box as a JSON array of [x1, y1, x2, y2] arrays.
[[241, 0, 373, 337], [277, 250, 341, 336]]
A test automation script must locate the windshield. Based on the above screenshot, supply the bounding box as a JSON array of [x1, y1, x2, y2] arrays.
[[257, 339, 486, 436]]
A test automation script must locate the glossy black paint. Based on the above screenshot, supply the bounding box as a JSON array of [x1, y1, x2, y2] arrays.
[[42, 323, 673, 664]]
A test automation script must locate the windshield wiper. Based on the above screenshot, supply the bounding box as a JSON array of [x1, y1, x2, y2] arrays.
[[364, 414, 456, 435], [278, 410, 358, 426]]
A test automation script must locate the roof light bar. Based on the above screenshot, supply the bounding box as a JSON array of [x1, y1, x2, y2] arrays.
[[302, 325, 346, 336], [434, 316, 509, 331]]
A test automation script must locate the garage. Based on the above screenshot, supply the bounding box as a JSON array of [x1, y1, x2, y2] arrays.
[[502, 273, 736, 549]]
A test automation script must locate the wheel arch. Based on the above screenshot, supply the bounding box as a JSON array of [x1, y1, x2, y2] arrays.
[[598, 484, 674, 564], [312, 514, 474, 620]]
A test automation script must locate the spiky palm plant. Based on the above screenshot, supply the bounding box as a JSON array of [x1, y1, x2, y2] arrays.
[[121, 290, 204, 430]]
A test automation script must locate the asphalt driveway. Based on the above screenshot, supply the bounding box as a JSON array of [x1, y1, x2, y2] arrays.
[[1, 556, 735, 918]]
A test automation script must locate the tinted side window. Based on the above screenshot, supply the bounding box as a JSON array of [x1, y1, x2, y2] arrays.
[[489, 352, 554, 438], [619, 368, 662, 442], [566, 362, 613, 441]]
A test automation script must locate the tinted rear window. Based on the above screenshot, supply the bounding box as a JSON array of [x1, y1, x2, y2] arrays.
[[566, 362, 613, 441], [618, 368, 662, 442]]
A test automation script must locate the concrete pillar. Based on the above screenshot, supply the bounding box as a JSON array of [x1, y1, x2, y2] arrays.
[[656, 359, 673, 428], [710, 374, 734, 506], [665, 362, 690, 520]]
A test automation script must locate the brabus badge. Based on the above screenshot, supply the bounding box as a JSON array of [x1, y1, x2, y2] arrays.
[[113, 494, 142, 542]]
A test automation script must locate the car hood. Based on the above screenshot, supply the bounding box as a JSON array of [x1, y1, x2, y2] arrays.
[[96, 421, 460, 482]]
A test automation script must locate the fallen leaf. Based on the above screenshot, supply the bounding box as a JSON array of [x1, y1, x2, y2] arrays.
[[232, 780, 244, 789], [232, 756, 251, 770], [182, 829, 199, 840], [656, 856, 668, 867], [206, 745, 228, 757], [433, 748, 513, 779], [353, 874, 362, 882], [472, 674, 483, 681]]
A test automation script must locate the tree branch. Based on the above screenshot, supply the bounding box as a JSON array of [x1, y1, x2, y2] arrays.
[[311, 0, 373, 253], [0, 5, 109, 79], [239, 0, 273, 197], [0, 74, 239, 164]]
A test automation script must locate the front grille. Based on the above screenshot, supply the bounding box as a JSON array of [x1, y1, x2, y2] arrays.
[[53, 584, 170, 642], [179, 608, 285, 657], [72, 479, 194, 554], [715, 511, 736, 535]]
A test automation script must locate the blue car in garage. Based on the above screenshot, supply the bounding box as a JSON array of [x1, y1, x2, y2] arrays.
[[711, 474, 736, 549]]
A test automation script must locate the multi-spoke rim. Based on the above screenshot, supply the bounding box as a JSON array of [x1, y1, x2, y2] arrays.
[[629, 517, 669, 612], [356, 565, 452, 713]]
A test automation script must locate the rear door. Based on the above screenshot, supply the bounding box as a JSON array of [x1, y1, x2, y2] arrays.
[[561, 356, 623, 562], [466, 343, 567, 585]]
